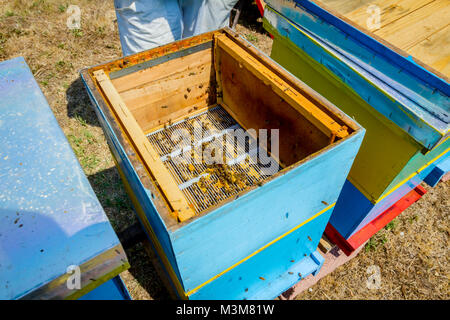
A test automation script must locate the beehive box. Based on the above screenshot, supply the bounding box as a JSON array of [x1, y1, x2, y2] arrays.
[[0, 57, 129, 300], [263, 0, 449, 249], [81, 28, 364, 299]]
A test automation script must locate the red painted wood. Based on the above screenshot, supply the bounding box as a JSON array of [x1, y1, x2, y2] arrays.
[[255, 0, 274, 39], [324, 223, 354, 256], [325, 185, 427, 256], [255, 0, 265, 16]]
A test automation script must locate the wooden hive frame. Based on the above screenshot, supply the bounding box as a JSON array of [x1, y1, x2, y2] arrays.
[[89, 28, 356, 223]]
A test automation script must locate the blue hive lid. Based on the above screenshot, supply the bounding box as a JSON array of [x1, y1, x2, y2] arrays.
[[265, 0, 449, 150], [0, 57, 128, 300]]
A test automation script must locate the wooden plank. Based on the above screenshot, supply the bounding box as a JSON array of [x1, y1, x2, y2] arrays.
[[317, 0, 449, 77], [120, 65, 211, 111], [213, 35, 224, 105], [215, 34, 349, 139], [318, 0, 376, 15], [143, 104, 210, 135], [374, 0, 450, 50], [113, 47, 215, 133], [408, 25, 450, 77], [345, 0, 434, 31], [94, 69, 195, 222], [120, 64, 214, 132], [112, 49, 212, 93]]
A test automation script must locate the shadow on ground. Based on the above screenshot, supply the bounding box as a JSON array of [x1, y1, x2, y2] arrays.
[[236, 0, 268, 35], [88, 166, 172, 300], [66, 76, 101, 127], [66, 79, 173, 299]]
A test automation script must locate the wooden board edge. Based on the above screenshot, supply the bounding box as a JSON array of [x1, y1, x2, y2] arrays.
[[93, 69, 195, 222], [215, 34, 350, 140]]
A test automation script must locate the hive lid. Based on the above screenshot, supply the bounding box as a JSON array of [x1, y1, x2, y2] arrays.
[[265, 0, 449, 150], [0, 57, 129, 300]]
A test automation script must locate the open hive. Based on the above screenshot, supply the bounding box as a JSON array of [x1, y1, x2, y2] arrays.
[[82, 28, 364, 299], [88, 28, 355, 223]]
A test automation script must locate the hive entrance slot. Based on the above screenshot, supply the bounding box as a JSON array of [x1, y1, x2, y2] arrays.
[[147, 106, 282, 213]]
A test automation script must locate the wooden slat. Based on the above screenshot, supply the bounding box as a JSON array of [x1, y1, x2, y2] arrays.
[[215, 34, 349, 139], [112, 49, 212, 93], [316, 0, 449, 77], [94, 69, 195, 222], [120, 65, 213, 132], [345, 0, 434, 31], [319, 0, 376, 15], [408, 25, 450, 77], [213, 36, 224, 105], [374, 0, 450, 50], [120, 65, 211, 111]]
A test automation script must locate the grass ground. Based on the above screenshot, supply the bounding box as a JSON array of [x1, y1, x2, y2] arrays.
[[0, 0, 447, 300]]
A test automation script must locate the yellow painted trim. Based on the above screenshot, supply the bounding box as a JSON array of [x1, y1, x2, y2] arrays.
[[375, 145, 449, 204], [114, 156, 335, 298], [185, 202, 335, 296]]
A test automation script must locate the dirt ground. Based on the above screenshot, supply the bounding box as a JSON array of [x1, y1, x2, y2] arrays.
[[1, 0, 448, 300]]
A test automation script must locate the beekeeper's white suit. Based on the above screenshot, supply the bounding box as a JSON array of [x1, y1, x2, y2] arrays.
[[114, 0, 238, 56]]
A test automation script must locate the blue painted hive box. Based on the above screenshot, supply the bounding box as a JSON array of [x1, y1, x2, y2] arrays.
[[81, 28, 364, 299], [263, 0, 449, 244], [0, 57, 130, 300]]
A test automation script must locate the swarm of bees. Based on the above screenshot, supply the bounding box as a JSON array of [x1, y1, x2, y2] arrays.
[[148, 107, 268, 211], [196, 163, 248, 194]]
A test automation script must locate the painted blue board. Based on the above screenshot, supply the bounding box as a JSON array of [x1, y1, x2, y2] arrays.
[[170, 132, 364, 294], [0, 57, 128, 300], [263, 1, 449, 242], [81, 35, 365, 299], [423, 154, 450, 188], [264, 0, 449, 150], [189, 209, 331, 300], [79, 276, 132, 300]]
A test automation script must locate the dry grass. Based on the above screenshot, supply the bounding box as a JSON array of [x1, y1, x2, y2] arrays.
[[1, 0, 447, 300], [296, 181, 449, 300], [0, 0, 150, 299]]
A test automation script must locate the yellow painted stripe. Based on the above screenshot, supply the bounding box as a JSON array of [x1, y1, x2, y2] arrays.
[[185, 203, 335, 296], [112, 147, 335, 298], [183, 145, 448, 296], [374, 145, 449, 204]]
